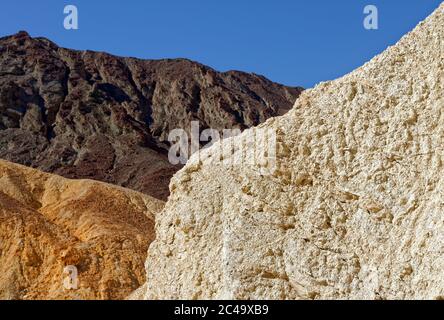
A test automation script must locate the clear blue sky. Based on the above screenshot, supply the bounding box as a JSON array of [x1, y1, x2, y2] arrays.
[[0, 0, 441, 88]]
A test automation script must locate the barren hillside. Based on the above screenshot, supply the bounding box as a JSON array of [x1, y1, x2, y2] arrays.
[[0, 33, 302, 200], [0, 159, 163, 300]]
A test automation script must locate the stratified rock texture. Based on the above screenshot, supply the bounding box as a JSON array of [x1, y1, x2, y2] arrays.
[[0, 159, 163, 300], [142, 4, 444, 300], [0, 33, 302, 200]]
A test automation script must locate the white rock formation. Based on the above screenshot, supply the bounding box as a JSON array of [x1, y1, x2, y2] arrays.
[[143, 3, 444, 300]]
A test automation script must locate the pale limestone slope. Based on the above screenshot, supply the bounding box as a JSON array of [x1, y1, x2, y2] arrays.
[[143, 3, 443, 300], [0, 160, 163, 300]]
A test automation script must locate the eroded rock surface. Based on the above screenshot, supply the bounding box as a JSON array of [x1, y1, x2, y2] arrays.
[[0, 33, 302, 200], [0, 159, 163, 300], [142, 4, 444, 300]]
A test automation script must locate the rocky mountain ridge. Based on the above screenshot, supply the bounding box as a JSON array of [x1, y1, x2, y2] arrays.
[[0, 32, 302, 200]]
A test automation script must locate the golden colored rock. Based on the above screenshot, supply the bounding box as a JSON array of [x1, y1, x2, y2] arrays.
[[0, 159, 163, 300]]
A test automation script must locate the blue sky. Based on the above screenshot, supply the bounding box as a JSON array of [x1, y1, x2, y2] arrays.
[[0, 0, 441, 88]]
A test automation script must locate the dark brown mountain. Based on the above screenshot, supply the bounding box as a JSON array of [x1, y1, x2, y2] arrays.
[[0, 31, 302, 200]]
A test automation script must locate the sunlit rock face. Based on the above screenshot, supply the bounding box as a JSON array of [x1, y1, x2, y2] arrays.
[[0, 159, 163, 300], [141, 4, 444, 300]]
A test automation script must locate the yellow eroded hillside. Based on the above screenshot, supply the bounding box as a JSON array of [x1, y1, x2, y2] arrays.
[[0, 159, 163, 300]]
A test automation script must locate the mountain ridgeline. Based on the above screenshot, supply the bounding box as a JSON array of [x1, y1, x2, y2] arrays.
[[0, 31, 302, 200]]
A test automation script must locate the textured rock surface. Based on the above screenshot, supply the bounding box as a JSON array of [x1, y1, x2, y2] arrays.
[[0, 159, 163, 300], [0, 33, 302, 200], [142, 4, 444, 300]]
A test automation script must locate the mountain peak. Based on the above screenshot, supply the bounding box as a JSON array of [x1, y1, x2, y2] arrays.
[[0, 32, 302, 201], [15, 30, 30, 38]]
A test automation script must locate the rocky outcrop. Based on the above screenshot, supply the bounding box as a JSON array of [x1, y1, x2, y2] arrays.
[[141, 4, 444, 299], [0, 159, 163, 300], [0, 33, 302, 200]]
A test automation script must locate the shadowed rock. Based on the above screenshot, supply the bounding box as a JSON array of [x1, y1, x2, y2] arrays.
[[0, 32, 302, 200]]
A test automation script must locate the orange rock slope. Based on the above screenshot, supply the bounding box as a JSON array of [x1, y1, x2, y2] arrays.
[[0, 159, 163, 300]]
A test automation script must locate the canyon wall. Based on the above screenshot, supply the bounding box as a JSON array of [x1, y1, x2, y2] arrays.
[[141, 4, 444, 300]]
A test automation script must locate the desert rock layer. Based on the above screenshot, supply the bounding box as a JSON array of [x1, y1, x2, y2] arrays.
[[142, 4, 444, 299], [0, 159, 163, 300]]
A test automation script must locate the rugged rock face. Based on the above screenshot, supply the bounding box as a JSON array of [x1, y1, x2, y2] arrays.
[[142, 4, 444, 299], [0, 33, 302, 200], [0, 159, 163, 300]]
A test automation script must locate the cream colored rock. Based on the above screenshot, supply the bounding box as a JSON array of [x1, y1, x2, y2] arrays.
[[0, 160, 163, 300], [142, 3, 444, 300]]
